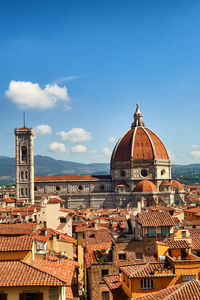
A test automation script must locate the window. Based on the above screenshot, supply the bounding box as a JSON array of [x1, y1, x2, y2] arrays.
[[141, 169, 148, 177], [140, 278, 154, 289], [0, 294, 7, 300], [78, 185, 83, 191], [136, 253, 143, 260], [34, 186, 38, 191], [161, 169, 166, 175], [19, 293, 43, 300], [102, 291, 109, 300], [26, 188, 28, 196], [21, 146, 27, 162], [100, 184, 105, 190], [101, 269, 109, 280], [89, 234, 95, 238], [60, 217, 66, 223], [118, 253, 126, 260], [161, 226, 170, 237], [182, 231, 186, 238], [121, 171, 125, 177], [25, 171, 28, 179], [182, 275, 196, 281], [147, 227, 156, 237], [56, 186, 60, 191], [21, 171, 24, 180], [21, 188, 24, 196]]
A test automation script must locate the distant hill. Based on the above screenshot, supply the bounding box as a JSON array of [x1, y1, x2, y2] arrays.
[[0, 155, 110, 185], [0, 155, 200, 185]]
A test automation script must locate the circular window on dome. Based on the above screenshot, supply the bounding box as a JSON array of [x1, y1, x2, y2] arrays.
[[161, 169, 166, 175], [34, 186, 37, 192], [141, 169, 148, 177], [56, 186, 60, 191], [121, 171, 126, 177], [78, 185, 83, 191]]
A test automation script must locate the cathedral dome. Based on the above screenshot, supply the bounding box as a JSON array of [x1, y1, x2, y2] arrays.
[[111, 104, 169, 163], [172, 180, 184, 191], [134, 180, 158, 193]]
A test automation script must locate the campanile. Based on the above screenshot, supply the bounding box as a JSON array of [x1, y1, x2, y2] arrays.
[[14, 126, 34, 204]]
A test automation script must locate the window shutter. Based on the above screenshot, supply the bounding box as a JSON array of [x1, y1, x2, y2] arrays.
[[19, 294, 25, 300], [37, 293, 43, 300], [2, 295, 7, 300]]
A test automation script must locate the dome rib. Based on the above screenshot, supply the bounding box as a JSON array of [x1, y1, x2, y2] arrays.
[[145, 128, 169, 160], [111, 128, 134, 162], [132, 127, 154, 160]]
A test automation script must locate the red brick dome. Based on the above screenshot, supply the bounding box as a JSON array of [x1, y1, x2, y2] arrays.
[[134, 180, 158, 193], [111, 104, 169, 163], [172, 180, 184, 191], [160, 180, 171, 186]]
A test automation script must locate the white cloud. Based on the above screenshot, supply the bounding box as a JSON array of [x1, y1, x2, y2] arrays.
[[168, 150, 175, 163], [57, 128, 91, 142], [48, 142, 67, 153], [190, 151, 200, 160], [108, 137, 116, 143], [34, 125, 52, 136], [101, 147, 112, 156], [5, 81, 70, 109], [191, 144, 200, 149], [71, 145, 87, 153]]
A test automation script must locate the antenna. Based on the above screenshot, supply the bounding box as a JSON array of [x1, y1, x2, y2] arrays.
[[23, 112, 26, 127]]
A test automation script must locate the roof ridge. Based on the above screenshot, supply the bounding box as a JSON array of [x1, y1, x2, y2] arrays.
[[22, 261, 67, 285], [163, 280, 198, 300], [130, 262, 150, 277]]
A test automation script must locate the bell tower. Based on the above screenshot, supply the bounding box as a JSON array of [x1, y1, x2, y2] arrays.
[[14, 124, 34, 205]]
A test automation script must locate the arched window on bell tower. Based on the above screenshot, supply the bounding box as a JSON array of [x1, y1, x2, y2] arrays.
[[21, 146, 27, 162]]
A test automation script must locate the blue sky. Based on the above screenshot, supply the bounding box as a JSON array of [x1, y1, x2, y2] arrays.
[[1, 0, 200, 164]]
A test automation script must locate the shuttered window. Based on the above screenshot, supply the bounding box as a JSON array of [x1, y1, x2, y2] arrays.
[[19, 293, 43, 300]]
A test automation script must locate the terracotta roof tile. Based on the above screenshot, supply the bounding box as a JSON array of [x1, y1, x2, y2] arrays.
[[161, 240, 190, 249], [48, 197, 65, 204], [0, 235, 33, 251], [47, 228, 77, 244], [30, 259, 78, 285], [191, 233, 200, 251], [139, 211, 175, 227], [120, 262, 175, 279], [134, 180, 158, 193], [84, 251, 96, 268], [85, 230, 111, 245], [172, 179, 184, 191], [134, 280, 200, 300], [103, 274, 121, 290], [145, 128, 169, 160], [0, 223, 36, 236], [0, 260, 65, 286], [33, 234, 49, 242], [35, 175, 111, 181]]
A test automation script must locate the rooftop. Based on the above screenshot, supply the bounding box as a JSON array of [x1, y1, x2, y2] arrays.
[[134, 280, 200, 300], [139, 211, 175, 227], [0, 260, 65, 286]]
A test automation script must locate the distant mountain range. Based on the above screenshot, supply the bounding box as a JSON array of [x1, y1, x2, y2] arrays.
[[0, 155, 200, 185], [0, 155, 110, 185]]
